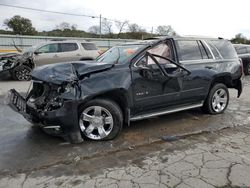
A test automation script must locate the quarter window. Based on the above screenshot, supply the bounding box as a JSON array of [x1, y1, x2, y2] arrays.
[[82, 43, 98, 50], [176, 40, 203, 62], [210, 40, 237, 59]]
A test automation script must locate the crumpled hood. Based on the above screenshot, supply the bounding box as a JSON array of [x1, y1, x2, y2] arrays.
[[32, 61, 113, 84]]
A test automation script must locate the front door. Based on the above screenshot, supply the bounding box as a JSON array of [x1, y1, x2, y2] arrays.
[[131, 41, 183, 115], [34, 43, 61, 66]]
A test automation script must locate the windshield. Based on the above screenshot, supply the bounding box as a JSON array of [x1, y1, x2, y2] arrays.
[[96, 45, 144, 64], [22, 45, 38, 54]]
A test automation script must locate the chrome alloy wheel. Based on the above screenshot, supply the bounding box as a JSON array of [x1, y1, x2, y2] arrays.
[[211, 88, 228, 113], [16, 68, 30, 81], [79, 106, 114, 140]]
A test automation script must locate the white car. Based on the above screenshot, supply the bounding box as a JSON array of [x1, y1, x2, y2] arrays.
[[23, 40, 100, 66]]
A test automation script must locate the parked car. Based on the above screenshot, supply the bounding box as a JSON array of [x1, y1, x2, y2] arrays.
[[233, 44, 250, 75], [8, 37, 243, 143], [0, 52, 34, 81], [0, 40, 100, 81], [24, 40, 100, 66]]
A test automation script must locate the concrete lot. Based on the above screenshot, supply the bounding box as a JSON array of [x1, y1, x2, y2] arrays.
[[0, 77, 249, 187]]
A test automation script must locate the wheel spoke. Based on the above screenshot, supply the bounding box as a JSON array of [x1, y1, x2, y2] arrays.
[[94, 106, 102, 116], [82, 113, 94, 122], [218, 89, 225, 97], [104, 116, 113, 124], [98, 126, 107, 138], [216, 103, 222, 110], [85, 124, 95, 135], [219, 98, 227, 104]]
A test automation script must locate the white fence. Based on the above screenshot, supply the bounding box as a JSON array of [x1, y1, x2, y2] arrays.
[[0, 34, 138, 52]]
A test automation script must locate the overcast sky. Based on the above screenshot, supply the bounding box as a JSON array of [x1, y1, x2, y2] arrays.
[[0, 0, 249, 39]]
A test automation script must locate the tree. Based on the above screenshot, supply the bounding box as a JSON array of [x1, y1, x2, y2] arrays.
[[155, 25, 177, 36], [56, 22, 71, 31], [115, 20, 129, 38], [128, 23, 146, 33], [102, 19, 113, 37], [231, 33, 249, 44], [88, 25, 100, 34], [4, 15, 36, 35], [71, 24, 78, 31]]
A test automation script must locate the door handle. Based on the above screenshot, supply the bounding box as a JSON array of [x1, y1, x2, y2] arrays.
[[205, 66, 213, 69]]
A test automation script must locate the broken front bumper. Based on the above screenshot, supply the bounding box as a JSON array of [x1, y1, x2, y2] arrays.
[[7, 89, 83, 143]]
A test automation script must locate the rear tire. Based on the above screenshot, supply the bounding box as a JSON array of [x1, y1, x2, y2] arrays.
[[78, 99, 123, 141], [203, 83, 229, 114]]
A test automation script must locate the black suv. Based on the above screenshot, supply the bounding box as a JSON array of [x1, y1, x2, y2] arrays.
[[234, 44, 250, 75], [8, 37, 243, 143]]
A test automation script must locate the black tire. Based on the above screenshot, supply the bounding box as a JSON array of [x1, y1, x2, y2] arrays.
[[11, 65, 31, 81], [78, 99, 123, 141], [245, 62, 250, 75], [203, 83, 229, 115]]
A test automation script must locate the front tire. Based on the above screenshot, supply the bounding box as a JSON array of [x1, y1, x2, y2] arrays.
[[203, 83, 229, 114], [11, 65, 31, 81], [78, 99, 123, 141], [245, 62, 250, 75]]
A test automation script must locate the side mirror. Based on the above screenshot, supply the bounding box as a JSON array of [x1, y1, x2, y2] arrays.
[[34, 51, 41, 55]]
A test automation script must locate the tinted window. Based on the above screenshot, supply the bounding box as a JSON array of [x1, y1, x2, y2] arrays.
[[234, 46, 247, 54], [60, 43, 78, 52], [211, 40, 237, 59], [246, 46, 250, 53], [37, 44, 59, 53], [82, 43, 98, 50], [176, 40, 203, 61], [207, 42, 221, 59]]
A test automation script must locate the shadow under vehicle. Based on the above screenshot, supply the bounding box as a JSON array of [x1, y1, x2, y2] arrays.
[[8, 36, 244, 143]]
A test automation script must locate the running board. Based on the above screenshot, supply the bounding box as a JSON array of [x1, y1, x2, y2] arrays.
[[130, 102, 204, 121]]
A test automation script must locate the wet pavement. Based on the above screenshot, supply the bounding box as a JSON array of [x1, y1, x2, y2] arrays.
[[0, 77, 249, 187]]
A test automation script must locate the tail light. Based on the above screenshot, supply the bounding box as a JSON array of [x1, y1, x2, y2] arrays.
[[239, 58, 244, 75]]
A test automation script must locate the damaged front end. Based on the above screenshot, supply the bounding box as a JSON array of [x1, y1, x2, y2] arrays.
[[8, 61, 113, 143], [0, 53, 34, 81], [8, 79, 83, 143]]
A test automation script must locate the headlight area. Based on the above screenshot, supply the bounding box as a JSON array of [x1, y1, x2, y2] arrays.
[[27, 81, 79, 113]]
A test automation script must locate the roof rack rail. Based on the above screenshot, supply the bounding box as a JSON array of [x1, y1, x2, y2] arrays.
[[50, 39, 67, 41]]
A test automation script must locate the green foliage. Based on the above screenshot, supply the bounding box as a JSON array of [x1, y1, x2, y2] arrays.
[[231, 33, 250, 44], [4, 15, 37, 35]]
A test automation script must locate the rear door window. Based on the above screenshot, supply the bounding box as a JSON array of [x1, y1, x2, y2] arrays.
[[60, 43, 78, 52], [81, 43, 98, 50], [176, 40, 203, 62]]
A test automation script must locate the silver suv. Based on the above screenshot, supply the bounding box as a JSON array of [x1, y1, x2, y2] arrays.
[[24, 40, 100, 66]]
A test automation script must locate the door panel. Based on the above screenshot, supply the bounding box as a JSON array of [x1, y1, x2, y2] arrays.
[[131, 41, 182, 114]]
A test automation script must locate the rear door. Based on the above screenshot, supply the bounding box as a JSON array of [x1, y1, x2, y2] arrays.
[[174, 39, 213, 103], [58, 42, 81, 62]]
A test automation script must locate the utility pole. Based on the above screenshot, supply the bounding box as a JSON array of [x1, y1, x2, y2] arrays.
[[99, 14, 102, 38]]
